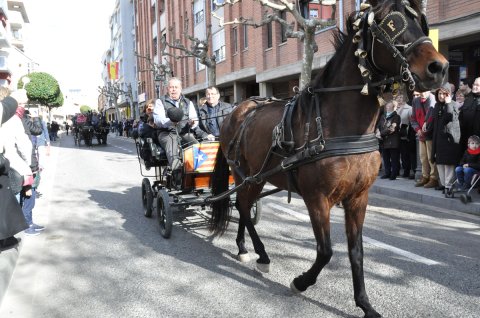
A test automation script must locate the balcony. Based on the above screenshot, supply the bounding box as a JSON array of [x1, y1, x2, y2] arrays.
[[7, 0, 29, 23], [0, 21, 10, 47]]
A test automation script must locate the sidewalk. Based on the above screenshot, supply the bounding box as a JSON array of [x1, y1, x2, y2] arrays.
[[370, 176, 480, 216]]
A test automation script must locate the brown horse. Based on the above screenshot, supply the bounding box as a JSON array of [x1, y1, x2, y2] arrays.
[[209, 1, 447, 317]]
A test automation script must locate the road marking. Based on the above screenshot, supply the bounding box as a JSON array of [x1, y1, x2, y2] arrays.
[[267, 202, 441, 266], [267, 202, 310, 221]]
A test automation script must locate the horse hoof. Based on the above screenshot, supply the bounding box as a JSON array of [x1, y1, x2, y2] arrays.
[[290, 281, 302, 294], [256, 262, 270, 273], [237, 253, 250, 263]]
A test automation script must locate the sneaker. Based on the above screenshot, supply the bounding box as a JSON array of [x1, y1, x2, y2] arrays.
[[32, 223, 45, 232], [415, 177, 429, 187], [24, 226, 40, 236]]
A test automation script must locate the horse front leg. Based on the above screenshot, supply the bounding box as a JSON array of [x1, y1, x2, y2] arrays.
[[291, 196, 332, 293], [236, 185, 270, 272], [344, 192, 381, 318]]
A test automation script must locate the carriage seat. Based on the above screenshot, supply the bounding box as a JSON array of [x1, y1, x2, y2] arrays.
[[138, 137, 168, 168]]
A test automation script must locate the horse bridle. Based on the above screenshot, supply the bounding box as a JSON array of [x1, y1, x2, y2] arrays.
[[366, 7, 432, 92], [313, 2, 432, 100]]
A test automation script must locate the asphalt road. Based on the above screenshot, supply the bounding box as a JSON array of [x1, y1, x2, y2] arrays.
[[1, 133, 479, 318]]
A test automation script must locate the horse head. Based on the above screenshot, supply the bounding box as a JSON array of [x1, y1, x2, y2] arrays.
[[360, 0, 448, 92]]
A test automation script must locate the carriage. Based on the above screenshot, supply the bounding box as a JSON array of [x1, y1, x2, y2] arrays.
[[73, 113, 109, 146], [135, 134, 262, 239], [72, 114, 94, 146]]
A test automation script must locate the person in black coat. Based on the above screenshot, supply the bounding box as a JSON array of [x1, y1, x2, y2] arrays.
[[427, 83, 462, 192], [459, 77, 480, 153], [377, 100, 401, 180]]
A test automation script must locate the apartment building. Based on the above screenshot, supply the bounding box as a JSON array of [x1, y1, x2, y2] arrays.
[[0, 0, 34, 89], [133, 0, 480, 106], [101, 0, 138, 121]]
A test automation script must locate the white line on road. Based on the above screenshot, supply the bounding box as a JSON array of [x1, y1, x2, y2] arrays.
[[267, 202, 441, 266]]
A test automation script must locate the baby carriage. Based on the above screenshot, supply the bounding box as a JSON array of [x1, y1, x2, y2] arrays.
[[445, 172, 480, 204]]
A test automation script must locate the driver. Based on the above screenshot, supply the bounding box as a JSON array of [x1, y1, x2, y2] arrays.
[[153, 77, 207, 187]]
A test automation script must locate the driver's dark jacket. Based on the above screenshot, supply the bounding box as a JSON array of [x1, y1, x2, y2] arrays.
[[160, 96, 208, 139], [198, 101, 233, 137]]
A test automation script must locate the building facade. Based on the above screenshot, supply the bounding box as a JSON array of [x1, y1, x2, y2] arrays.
[[101, 0, 138, 122], [0, 0, 35, 90], [130, 0, 480, 105]]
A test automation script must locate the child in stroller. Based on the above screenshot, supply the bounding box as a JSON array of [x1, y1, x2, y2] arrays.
[[455, 135, 480, 191]]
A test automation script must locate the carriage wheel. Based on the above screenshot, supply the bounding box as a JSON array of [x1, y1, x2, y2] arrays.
[[157, 189, 172, 238], [142, 178, 153, 217], [250, 199, 263, 225]]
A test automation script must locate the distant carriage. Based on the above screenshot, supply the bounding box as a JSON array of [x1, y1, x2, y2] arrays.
[[73, 113, 94, 147]]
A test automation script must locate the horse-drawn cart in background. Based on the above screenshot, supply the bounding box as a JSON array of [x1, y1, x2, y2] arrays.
[[135, 136, 262, 238], [72, 112, 109, 146]]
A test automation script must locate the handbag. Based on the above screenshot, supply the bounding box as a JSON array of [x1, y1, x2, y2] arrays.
[[8, 168, 23, 195]]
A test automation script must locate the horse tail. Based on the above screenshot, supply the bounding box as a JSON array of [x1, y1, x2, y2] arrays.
[[209, 146, 232, 235]]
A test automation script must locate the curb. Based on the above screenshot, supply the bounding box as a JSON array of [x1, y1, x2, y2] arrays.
[[370, 177, 480, 216]]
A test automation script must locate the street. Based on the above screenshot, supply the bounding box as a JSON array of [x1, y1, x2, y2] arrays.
[[1, 133, 479, 318]]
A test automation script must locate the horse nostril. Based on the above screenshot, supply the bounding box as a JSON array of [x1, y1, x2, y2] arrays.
[[427, 60, 445, 76]]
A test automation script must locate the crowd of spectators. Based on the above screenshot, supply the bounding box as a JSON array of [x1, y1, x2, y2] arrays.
[[376, 77, 480, 194]]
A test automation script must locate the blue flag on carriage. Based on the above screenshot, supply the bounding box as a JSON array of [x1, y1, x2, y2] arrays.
[[193, 146, 208, 170]]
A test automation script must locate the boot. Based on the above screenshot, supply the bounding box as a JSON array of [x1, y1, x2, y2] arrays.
[[423, 178, 439, 189], [415, 177, 429, 187]]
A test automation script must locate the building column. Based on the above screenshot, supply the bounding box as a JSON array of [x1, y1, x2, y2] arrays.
[[259, 82, 273, 98], [233, 81, 246, 103]]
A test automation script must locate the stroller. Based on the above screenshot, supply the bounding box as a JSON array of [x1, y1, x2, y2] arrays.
[[445, 172, 480, 204]]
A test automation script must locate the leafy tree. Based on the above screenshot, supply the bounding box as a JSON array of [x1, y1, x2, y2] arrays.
[[19, 72, 62, 107], [80, 105, 92, 114]]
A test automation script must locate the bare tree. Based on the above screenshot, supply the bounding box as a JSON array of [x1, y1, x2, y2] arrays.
[[161, 18, 217, 87], [213, 0, 336, 89]]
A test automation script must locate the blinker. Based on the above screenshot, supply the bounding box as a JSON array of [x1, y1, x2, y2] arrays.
[[378, 12, 408, 44]]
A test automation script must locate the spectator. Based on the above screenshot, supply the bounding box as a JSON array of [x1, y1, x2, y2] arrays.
[[65, 121, 70, 135], [395, 93, 416, 179], [198, 86, 233, 140], [377, 100, 401, 180], [50, 121, 59, 141], [427, 83, 461, 193], [455, 135, 480, 191], [410, 90, 438, 188], [459, 77, 480, 153], [36, 114, 51, 171], [455, 91, 465, 108], [0, 89, 31, 248], [153, 77, 207, 189]]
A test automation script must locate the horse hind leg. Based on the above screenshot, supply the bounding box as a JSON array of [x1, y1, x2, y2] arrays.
[[291, 197, 333, 293], [344, 192, 381, 318]]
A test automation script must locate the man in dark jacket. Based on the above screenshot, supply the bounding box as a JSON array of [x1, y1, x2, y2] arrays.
[[459, 77, 480, 153], [198, 86, 233, 139]]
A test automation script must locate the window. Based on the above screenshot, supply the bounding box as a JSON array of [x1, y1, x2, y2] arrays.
[[212, 0, 225, 11], [214, 46, 226, 62], [266, 22, 272, 49], [280, 11, 287, 43], [196, 58, 205, 71], [153, 37, 158, 56], [195, 9, 204, 25], [243, 24, 248, 49], [300, 0, 336, 31], [232, 27, 238, 53]]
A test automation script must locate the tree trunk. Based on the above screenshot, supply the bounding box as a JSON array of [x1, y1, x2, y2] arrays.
[[207, 65, 216, 87], [300, 29, 315, 89]]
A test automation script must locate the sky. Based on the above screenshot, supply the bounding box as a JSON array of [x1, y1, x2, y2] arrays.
[[23, 0, 116, 106]]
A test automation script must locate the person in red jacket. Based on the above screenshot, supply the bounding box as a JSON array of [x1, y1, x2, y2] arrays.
[[410, 90, 438, 188]]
